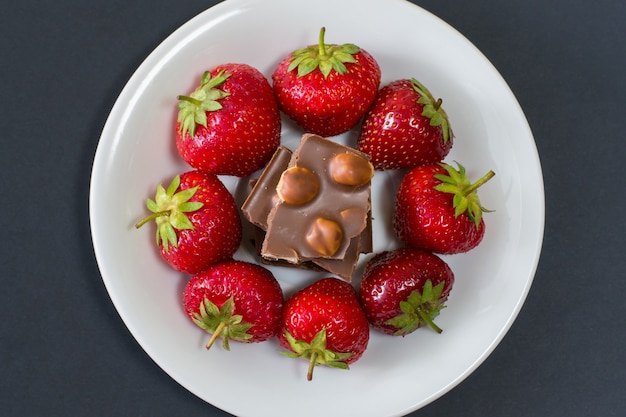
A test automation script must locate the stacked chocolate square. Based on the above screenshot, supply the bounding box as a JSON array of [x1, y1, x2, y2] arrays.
[[242, 133, 374, 281]]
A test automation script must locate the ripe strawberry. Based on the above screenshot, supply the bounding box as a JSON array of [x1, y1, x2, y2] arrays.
[[278, 277, 370, 381], [357, 78, 453, 170], [176, 63, 281, 177], [394, 162, 495, 254], [271, 27, 381, 137], [183, 260, 284, 350], [359, 248, 454, 336], [135, 170, 242, 274]]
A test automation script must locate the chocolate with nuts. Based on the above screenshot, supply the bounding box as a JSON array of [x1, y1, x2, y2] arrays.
[[261, 134, 373, 267], [241, 145, 292, 229], [241, 135, 374, 280]]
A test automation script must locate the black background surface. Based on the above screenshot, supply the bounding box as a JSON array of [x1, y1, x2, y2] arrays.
[[2, 1, 624, 416]]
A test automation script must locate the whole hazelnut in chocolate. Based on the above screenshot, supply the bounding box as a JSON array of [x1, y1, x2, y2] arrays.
[[306, 217, 343, 257], [276, 166, 320, 205], [329, 152, 374, 187]]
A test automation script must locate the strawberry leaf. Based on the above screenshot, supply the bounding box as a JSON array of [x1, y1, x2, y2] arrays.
[[135, 175, 205, 251], [330, 59, 348, 75], [166, 174, 181, 195], [146, 198, 159, 213], [192, 296, 254, 351], [433, 162, 495, 228], [334, 50, 357, 63], [170, 212, 194, 230], [319, 59, 334, 78], [157, 222, 177, 250], [298, 58, 321, 77], [177, 70, 231, 139], [171, 187, 197, 205], [178, 201, 204, 212], [384, 279, 446, 335], [287, 51, 308, 71], [288, 27, 361, 79], [154, 184, 168, 206], [280, 328, 353, 380], [411, 78, 453, 144]]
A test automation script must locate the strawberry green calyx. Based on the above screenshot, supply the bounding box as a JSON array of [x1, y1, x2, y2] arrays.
[[134, 175, 203, 251], [434, 162, 495, 227], [384, 280, 447, 335], [280, 328, 353, 381], [411, 78, 453, 144], [192, 296, 254, 351], [177, 70, 231, 138], [288, 27, 360, 78]]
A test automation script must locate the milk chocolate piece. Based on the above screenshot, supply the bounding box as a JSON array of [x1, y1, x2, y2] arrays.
[[252, 226, 326, 272], [241, 137, 373, 281], [312, 233, 366, 280], [262, 134, 372, 264], [252, 223, 370, 280], [241, 146, 292, 228]]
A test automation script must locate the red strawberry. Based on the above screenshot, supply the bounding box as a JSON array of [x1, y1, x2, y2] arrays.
[[271, 27, 381, 137], [393, 162, 495, 254], [359, 248, 454, 335], [135, 170, 242, 274], [278, 277, 370, 381], [176, 63, 281, 177], [357, 78, 453, 170], [183, 260, 284, 350]]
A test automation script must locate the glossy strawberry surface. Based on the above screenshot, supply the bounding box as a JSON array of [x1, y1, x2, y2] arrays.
[[142, 170, 242, 274], [359, 248, 454, 335], [271, 29, 381, 137], [176, 63, 281, 177], [357, 79, 453, 170], [183, 260, 284, 346], [278, 278, 370, 366], [394, 164, 487, 254]]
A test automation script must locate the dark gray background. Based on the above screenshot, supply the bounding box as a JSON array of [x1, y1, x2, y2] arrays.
[[1, 0, 624, 416]]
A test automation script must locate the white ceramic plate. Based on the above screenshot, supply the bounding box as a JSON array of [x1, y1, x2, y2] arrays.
[[90, 0, 544, 416]]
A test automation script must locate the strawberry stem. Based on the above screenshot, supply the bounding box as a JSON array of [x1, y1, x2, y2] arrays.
[[205, 321, 227, 350], [434, 98, 442, 111], [134, 211, 170, 229], [318, 27, 327, 57], [307, 352, 318, 381], [417, 307, 443, 334], [177, 95, 203, 106], [466, 170, 496, 195]]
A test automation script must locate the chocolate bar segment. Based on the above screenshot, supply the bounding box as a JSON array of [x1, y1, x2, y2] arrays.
[[261, 134, 372, 263], [241, 146, 292, 229], [241, 135, 373, 281]]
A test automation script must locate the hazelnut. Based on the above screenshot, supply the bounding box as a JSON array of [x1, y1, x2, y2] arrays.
[[340, 207, 369, 236], [329, 152, 374, 187], [276, 166, 320, 205], [305, 217, 343, 257]]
